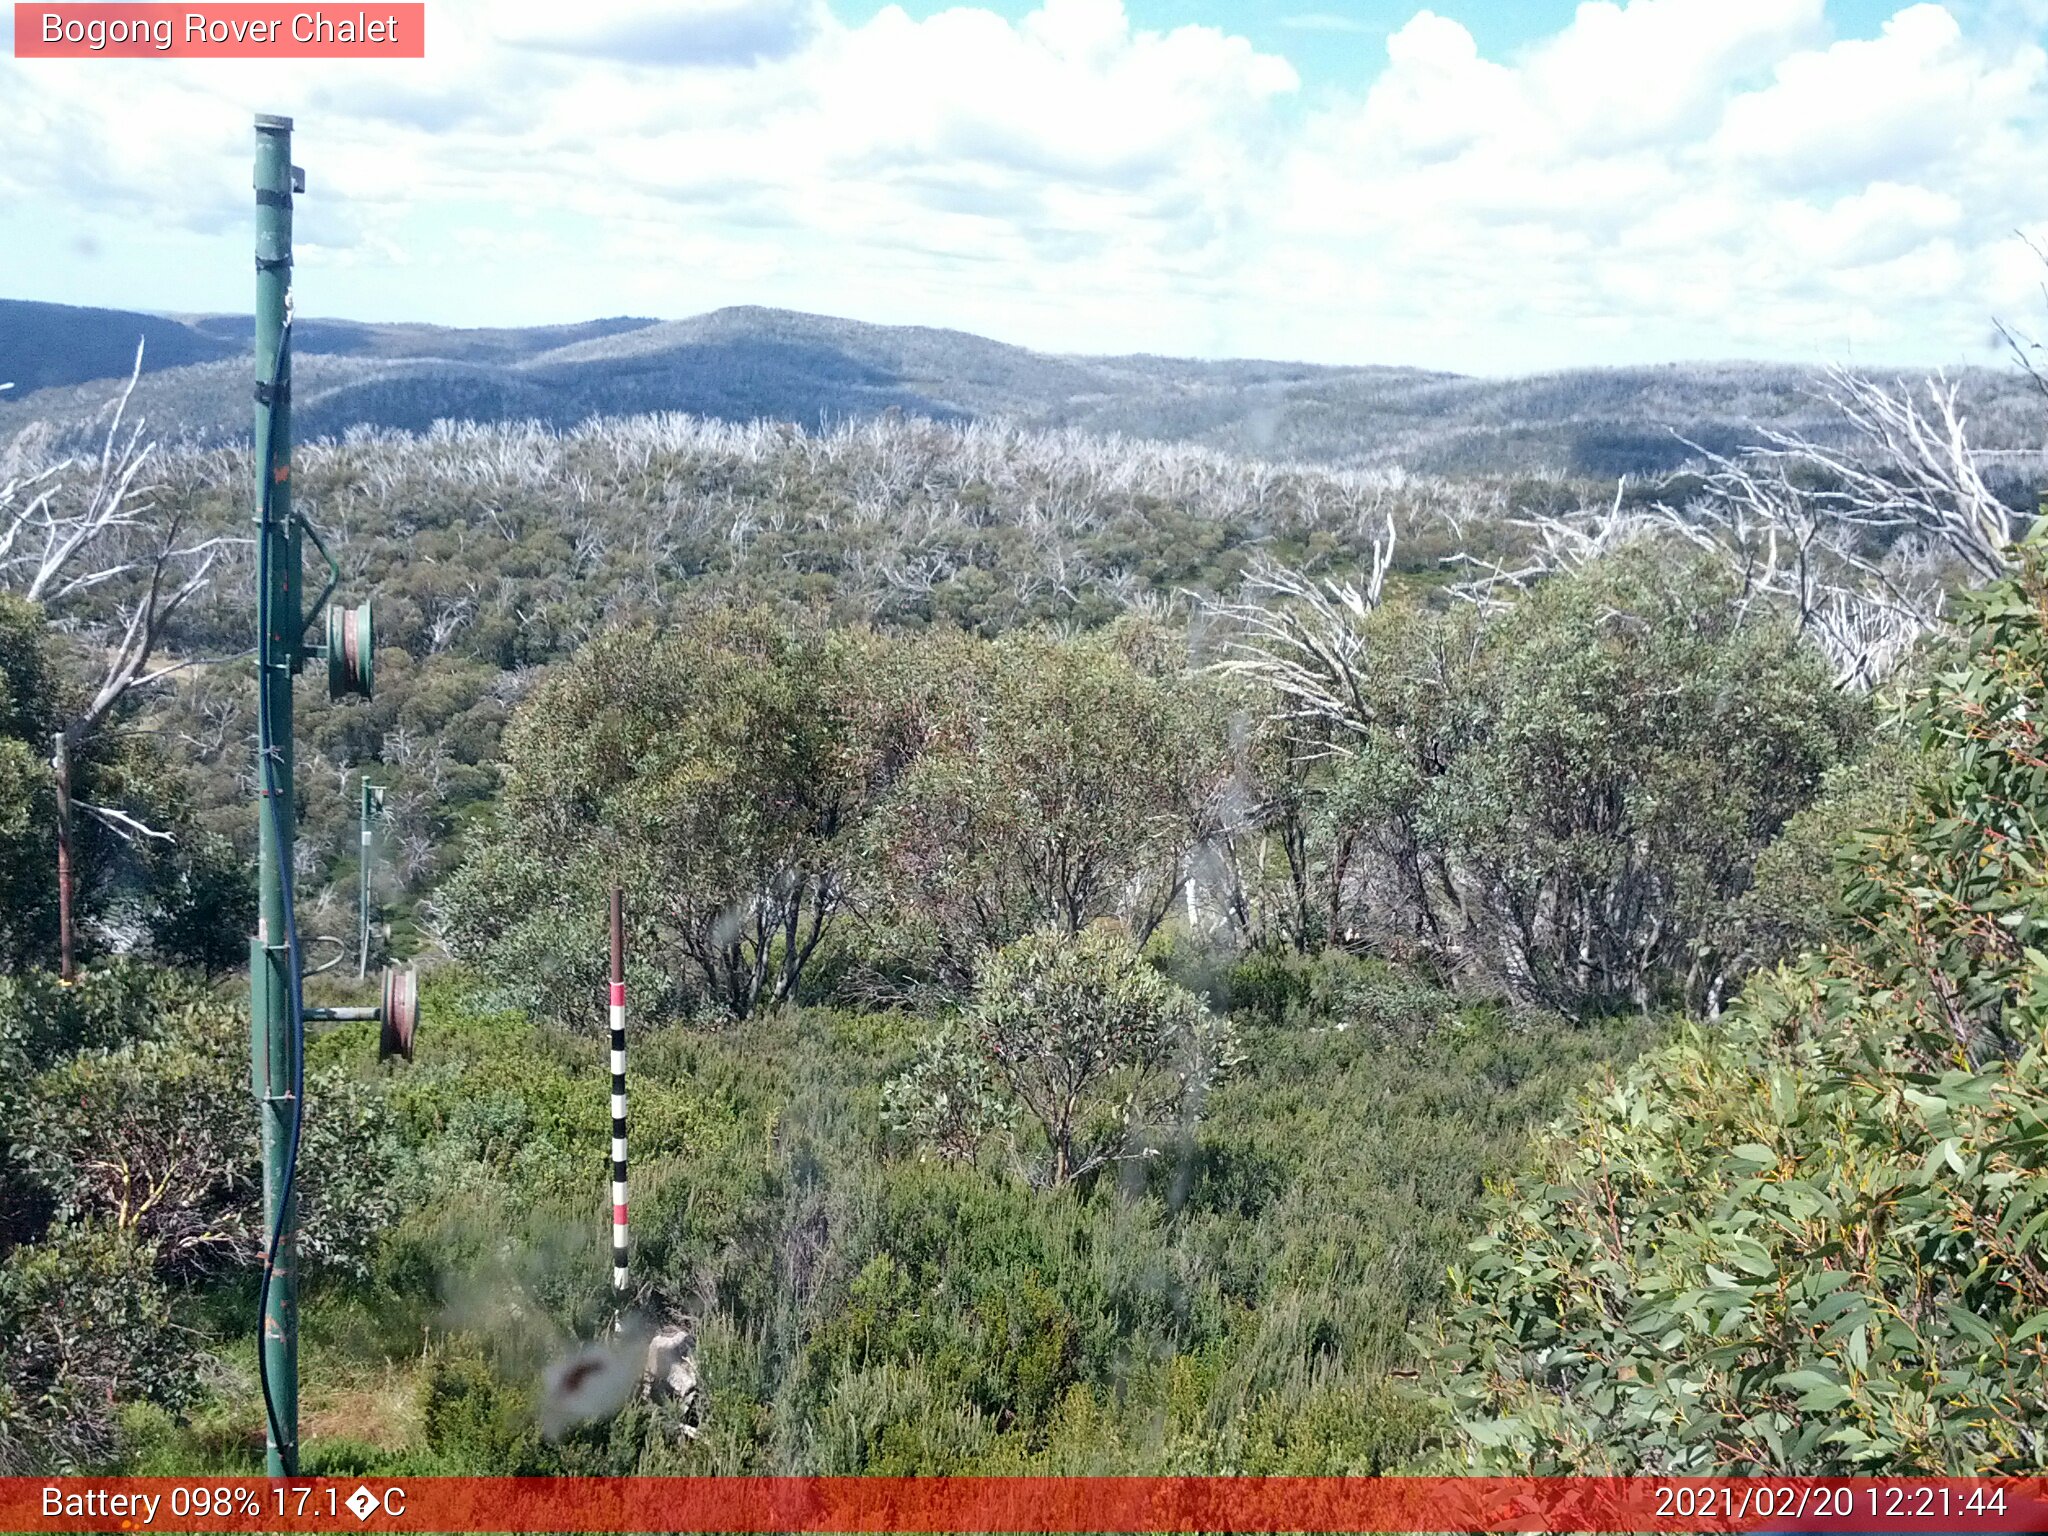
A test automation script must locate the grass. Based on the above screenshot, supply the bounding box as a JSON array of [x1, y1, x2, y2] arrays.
[[125, 959, 1662, 1476]]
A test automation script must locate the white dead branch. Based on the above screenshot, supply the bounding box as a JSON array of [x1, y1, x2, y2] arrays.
[[1748, 367, 2018, 584], [0, 342, 234, 974], [1196, 511, 1396, 747], [1436, 368, 2028, 688]]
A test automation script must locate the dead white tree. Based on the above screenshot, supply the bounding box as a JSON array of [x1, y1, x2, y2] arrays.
[[0, 343, 233, 977], [424, 586, 478, 653], [1438, 368, 2029, 688], [1749, 367, 2019, 583], [1196, 512, 1397, 748], [1185, 516, 1401, 953]]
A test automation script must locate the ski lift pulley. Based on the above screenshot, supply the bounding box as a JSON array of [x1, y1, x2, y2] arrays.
[[379, 966, 418, 1060], [327, 601, 374, 700]]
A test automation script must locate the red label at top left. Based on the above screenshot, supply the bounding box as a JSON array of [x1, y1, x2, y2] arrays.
[[14, 4, 426, 56]]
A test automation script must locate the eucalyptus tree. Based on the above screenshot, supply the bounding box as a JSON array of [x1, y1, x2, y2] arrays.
[[441, 606, 898, 1021], [860, 623, 1227, 991], [1203, 545, 1863, 1013], [1442, 530, 2048, 1473]]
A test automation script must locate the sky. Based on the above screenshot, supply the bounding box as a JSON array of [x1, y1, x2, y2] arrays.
[[3, 0, 2048, 374]]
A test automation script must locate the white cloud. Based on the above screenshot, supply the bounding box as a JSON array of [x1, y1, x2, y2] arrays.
[[1772, 182, 1965, 267], [1714, 4, 2045, 188], [1257, 0, 2048, 367], [491, 0, 822, 65], [1354, 12, 1520, 164], [1521, 0, 1824, 151], [0, 0, 2044, 373]]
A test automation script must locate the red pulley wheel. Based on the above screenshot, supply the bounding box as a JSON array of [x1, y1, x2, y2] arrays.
[[327, 601, 375, 701], [380, 966, 418, 1061]]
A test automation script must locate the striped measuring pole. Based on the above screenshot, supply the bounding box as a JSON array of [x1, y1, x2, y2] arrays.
[[608, 886, 628, 1301]]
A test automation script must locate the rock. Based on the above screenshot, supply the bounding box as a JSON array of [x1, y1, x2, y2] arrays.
[[641, 1316, 702, 1440]]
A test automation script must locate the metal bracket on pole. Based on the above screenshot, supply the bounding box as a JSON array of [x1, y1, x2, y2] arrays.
[[248, 937, 291, 1097]]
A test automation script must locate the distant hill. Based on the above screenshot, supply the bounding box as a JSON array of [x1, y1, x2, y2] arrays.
[[3, 297, 2040, 477], [0, 300, 241, 394], [0, 299, 662, 391]]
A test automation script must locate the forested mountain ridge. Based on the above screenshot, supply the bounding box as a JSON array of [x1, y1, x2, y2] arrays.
[[8, 296, 2041, 475], [0, 298, 662, 392]]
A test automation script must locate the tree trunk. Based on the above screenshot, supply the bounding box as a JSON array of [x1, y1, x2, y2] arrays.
[[52, 731, 74, 982]]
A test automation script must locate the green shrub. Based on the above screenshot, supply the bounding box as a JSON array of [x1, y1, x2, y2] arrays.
[[17, 1001, 407, 1281], [1732, 737, 1927, 981], [1439, 530, 2048, 1472], [0, 1224, 189, 1473], [860, 633, 1222, 991], [0, 964, 215, 1255], [420, 1351, 541, 1472], [440, 609, 885, 1022], [888, 927, 1237, 1187], [1441, 996, 2048, 1472], [0, 961, 204, 1080], [1229, 1373, 1443, 1474], [806, 1361, 997, 1474], [1220, 949, 1309, 1023], [1291, 951, 1460, 1039]]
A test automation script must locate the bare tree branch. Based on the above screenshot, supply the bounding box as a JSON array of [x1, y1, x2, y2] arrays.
[[0, 341, 225, 977], [76, 801, 175, 844], [14, 343, 159, 604], [1434, 367, 2029, 689], [1194, 511, 1397, 749]]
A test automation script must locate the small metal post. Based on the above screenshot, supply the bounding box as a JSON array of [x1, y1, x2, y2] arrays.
[[609, 887, 628, 1305], [357, 780, 384, 978]]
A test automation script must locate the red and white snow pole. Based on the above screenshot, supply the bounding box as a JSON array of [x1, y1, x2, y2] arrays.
[[609, 885, 629, 1301]]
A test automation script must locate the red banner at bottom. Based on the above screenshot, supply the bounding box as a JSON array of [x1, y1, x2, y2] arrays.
[[9, 1476, 2048, 1533]]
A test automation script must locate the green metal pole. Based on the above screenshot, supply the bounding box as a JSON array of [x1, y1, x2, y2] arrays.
[[251, 109, 299, 1479]]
